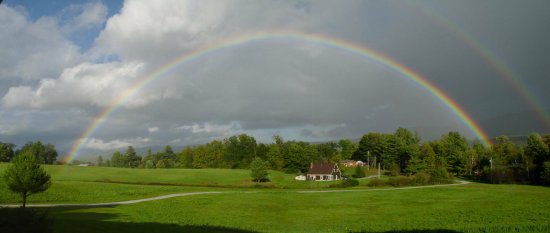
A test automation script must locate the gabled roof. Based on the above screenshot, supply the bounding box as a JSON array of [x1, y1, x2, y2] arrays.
[[307, 163, 338, 174]]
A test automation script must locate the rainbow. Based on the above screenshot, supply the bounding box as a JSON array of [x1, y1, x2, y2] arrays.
[[64, 29, 492, 162], [403, 2, 550, 131]]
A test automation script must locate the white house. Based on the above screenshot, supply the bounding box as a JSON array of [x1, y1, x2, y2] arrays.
[[306, 163, 341, 181]]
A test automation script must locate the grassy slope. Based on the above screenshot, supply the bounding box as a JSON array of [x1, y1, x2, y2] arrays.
[[0, 164, 340, 204], [2, 164, 550, 232], [50, 183, 550, 233]]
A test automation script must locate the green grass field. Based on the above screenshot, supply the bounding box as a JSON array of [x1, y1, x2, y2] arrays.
[[1, 164, 550, 232]]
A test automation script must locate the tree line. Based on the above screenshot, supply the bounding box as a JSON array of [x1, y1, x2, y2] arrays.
[[96, 134, 357, 174], [2, 128, 549, 184], [0, 141, 58, 164], [97, 128, 550, 184]]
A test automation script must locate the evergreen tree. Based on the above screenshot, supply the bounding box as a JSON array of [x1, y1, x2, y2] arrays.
[[250, 157, 269, 182], [3, 151, 51, 208]]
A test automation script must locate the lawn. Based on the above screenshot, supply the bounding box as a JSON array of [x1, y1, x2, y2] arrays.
[[0, 164, 340, 204], [1, 164, 549, 232], [48, 183, 550, 233]]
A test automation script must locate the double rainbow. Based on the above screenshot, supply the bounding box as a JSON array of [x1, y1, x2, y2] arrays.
[[64, 30, 492, 163]]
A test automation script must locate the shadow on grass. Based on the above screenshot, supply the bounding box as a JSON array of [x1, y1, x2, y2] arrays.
[[47, 206, 258, 233], [351, 230, 460, 233]]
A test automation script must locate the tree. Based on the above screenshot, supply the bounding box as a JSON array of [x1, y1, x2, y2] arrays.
[[97, 156, 104, 166], [317, 142, 339, 163], [439, 132, 469, 175], [156, 159, 166, 169], [177, 147, 195, 168], [542, 161, 550, 183], [525, 133, 550, 181], [250, 157, 269, 182], [145, 160, 155, 169], [224, 134, 257, 168], [0, 142, 16, 162], [338, 139, 357, 161], [3, 150, 51, 208], [17, 141, 58, 164], [418, 143, 437, 171], [124, 146, 141, 168], [110, 151, 124, 167]]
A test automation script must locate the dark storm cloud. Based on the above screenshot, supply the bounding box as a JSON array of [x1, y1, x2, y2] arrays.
[[1, 0, 549, 157]]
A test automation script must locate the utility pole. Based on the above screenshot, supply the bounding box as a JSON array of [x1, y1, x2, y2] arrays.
[[378, 162, 381, 179]]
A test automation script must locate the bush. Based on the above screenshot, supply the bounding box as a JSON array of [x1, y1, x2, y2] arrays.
[[430, 167, 451, 184], [412, 172, 430, 185], [384, 163, 401, 176], [387, 177, 413, 187], [352, 166, 366, 178], [367, 178, 387, 187], [0, 208, 52, 233], [250, 157, 270, 182], [329, 179, 359, 188]]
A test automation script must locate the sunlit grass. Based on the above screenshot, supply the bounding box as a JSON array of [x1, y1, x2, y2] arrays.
[[48, 183, 550, 233]]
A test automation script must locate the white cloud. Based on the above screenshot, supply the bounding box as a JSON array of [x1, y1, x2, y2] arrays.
[[148, 126, 159, 133], [92, 0, 317, 63], [84, 137, 150, 151], [177, 122, 240, 135], [0, 5, 82, 81], [2, 62, 144, 109], [59, 1, 108, 34]]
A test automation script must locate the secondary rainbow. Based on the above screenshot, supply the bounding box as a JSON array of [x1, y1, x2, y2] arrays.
[[64, 29, 492, 162], [404, 2, 550, 131]]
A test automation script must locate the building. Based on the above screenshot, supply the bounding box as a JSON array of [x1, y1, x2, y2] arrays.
[[306, 163, 341, 181], [295, 175, 306, 181], [341, 160, 364, 167]]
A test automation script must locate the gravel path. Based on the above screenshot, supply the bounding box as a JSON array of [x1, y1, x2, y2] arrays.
[[1, 180, 470, 208]]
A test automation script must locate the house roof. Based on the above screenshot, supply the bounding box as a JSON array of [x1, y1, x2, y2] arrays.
[[307, 163, 338, 174]]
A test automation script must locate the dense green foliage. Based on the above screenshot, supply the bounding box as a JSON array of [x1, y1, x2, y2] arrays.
[[250, 157, 269, 182], [3, 151, 52, 207], [0, 141, 58, 164], [88, 130, 550, 184], [329, 178, 359, 188], [2, 128, 549, 185]]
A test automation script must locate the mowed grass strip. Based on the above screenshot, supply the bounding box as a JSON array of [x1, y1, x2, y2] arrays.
[[49, 183, 550, 233]]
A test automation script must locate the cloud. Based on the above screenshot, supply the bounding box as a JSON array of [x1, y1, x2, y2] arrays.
[[0, 5, 82, 81], [177, 122, 240, 135], [84, 137, 150, 151], [59, 1, 108, 34], [2, 0, 549, 157], [2, 62, 144, 109]]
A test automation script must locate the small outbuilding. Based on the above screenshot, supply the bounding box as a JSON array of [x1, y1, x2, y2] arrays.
[[306, 163, 341, 181], [295, 175, 307, 181]]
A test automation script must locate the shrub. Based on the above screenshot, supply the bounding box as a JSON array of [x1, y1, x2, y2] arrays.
[[413, 172, 430, 185], [386, 163, 401, 176], [250, 157, 270, 183], [329, 179, 359, 188], [430, 167, 451, 184], [387, 177, 413, 187], [367, 178, 387, 187], [352, 166, 366, 178]]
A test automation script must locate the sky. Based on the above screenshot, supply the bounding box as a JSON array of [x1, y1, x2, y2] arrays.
[[1, 0, 549, 159]]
